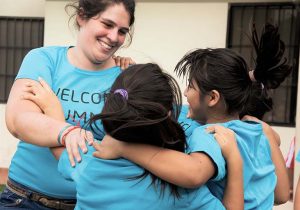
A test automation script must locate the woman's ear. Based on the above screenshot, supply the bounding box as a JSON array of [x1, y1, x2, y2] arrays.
[[76, 8, 86, 28], [206, 90, 220, 107]]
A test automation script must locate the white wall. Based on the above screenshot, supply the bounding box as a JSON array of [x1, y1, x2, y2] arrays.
[[0, 106, 19, 168], [0, 0, 45, 168], [0, 0, 45, 17]]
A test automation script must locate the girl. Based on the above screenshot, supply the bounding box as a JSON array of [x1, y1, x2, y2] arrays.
[[94, 23, 291, 209], [2, 0, 135, 209], [22, 63, 243, 210]]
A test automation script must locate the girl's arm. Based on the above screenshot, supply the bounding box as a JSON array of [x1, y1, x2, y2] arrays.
[[242, 115, 289, 204], [207, 125, 244, 210], [294, 176, 300, 210], [93, 136, 215, 188], [20, 78, 67, 159], [263, 124, 289, 204], [6, 79, 69, 147]]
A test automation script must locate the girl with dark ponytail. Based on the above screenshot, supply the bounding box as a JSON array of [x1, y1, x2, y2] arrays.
[[92, 23, 290, 210]]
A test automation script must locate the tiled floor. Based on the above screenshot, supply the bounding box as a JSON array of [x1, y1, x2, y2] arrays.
[[0, 168, 8, 184]]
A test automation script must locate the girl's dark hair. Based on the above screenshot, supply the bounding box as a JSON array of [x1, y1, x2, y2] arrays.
[[175, 23, 291, 118], [66, 0, 135, 45], [240, 23, 292, 119], [88, 63, 186, 198]]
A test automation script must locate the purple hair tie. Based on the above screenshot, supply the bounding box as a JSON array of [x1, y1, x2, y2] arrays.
[[114, 89, 128, 100]]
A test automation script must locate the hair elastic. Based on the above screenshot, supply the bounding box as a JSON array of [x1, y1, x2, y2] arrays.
[[114, 89, 128, 100], [248, 70, 257, 82]]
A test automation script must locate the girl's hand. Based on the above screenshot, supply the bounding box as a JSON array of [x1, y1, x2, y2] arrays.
[[206, 125, 240, 160], [93, 135, 125, 159], [21, 77, 62, 117], [113, 55, 135, 70]]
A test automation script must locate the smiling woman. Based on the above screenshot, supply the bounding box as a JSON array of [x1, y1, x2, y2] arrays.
[[1, 0, 136, 209]]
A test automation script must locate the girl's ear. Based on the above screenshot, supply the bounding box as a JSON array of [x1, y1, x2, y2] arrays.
[[206, 90, 220, 107]]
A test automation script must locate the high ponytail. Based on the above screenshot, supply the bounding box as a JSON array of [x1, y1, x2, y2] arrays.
[[241, 23, 292, 119], [251, 23, 292, 89]]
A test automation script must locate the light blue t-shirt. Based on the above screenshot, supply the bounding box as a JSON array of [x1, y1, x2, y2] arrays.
[[205, 120, 276, 210], [58, 145, 226, 210], [296, 151, 300, 162], [8, 46, 122, 198], [178, 105, 201, 139], [186, 126, 226, 182]]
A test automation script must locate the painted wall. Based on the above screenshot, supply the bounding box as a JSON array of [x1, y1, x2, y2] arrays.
[[0, 0, 45, 168], [0, 0, 45, 17]]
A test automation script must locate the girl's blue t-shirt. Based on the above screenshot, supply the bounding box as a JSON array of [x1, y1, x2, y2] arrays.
[[58, 145, 226, 210], [205, 120, 276, 210]]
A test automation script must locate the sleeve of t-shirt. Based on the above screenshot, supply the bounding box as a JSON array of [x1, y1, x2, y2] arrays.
[[296, 150, 300, 162], [16, 48, 54, 86], [186, 127, 226, 181], [178, 105, 201, 138]]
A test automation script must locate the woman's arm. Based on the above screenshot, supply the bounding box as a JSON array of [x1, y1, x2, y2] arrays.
[[20, 78, 93, 166], [6, 79, 69, 147], [93, 137, 215, 188]]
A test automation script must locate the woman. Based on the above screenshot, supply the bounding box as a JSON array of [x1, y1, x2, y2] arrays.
[[1, 0, 135, 209]]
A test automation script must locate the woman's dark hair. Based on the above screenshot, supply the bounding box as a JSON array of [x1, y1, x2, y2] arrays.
[[88, 63, 186, 198], [174, 23, 291, 119], [66, 0, 135, 45]]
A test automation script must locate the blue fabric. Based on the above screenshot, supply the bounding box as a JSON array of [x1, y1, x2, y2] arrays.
[[178, 105, 201, 139], [296, 151, 300, 162], [206, 120, 276, 210], [186, 126, 226, 182], [58, 145, 225, 210], [8, 46, 121, 199]]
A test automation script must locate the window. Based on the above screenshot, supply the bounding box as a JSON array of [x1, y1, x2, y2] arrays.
[[227, 3, 300, 126], [0, 17, 44, 103]]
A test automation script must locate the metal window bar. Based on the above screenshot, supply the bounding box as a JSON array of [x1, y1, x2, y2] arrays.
[[227, 2, 299, 126], [0, 17, 44, 103]]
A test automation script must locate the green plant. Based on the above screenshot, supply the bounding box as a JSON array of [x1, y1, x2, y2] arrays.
[[0, 185, 5, 193]]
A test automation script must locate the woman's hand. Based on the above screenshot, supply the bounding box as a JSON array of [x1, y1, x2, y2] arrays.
[[113, 55, 135, 70], [93, 135, 125, 159]]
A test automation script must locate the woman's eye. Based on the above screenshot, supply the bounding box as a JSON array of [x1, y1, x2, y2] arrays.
[[103, 22, 113, 28], [119, 30, 127, 35]]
